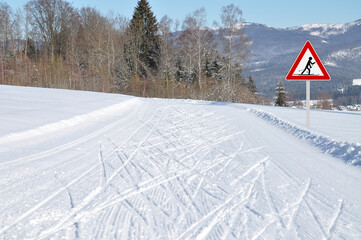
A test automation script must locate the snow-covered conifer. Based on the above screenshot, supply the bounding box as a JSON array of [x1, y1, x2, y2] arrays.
[[275, 81, 287, 106]]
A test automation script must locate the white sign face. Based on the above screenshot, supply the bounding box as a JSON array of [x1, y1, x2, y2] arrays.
[[292, 49, 323, 76]]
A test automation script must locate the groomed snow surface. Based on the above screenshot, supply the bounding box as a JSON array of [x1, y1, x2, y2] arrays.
[[0, 85, 360, 239]]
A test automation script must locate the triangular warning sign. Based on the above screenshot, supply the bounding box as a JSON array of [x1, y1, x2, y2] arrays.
[[286, 41, 330, 80]]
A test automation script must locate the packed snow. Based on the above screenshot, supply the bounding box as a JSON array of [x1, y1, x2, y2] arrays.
[[1, 85, 361, 239]]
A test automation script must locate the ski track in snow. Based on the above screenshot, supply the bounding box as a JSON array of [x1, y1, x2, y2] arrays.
[[1, 88, 361, 239]]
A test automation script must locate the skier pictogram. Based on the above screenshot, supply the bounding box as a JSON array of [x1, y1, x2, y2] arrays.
[[301, 57, 315, 75]]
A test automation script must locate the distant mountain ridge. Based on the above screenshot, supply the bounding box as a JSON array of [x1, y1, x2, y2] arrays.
[[239, 19, 361, 98]]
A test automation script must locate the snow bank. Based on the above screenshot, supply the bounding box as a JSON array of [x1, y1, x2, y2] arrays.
[[0, 98, 139, 145], [246, 108, 361, 166]]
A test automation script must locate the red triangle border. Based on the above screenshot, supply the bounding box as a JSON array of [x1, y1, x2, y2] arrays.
[[285, 41, 331, 81]]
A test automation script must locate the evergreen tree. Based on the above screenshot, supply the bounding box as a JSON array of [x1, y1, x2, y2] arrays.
[[25, 38, 37, 60], [210, 58, 222, 81], [204, 54, 211, 78], [175, 58, 185, 82], [128, 0, 160, 76], [247, 75, 257, 93], [275, 81, 287, 106], [233, 62, 245, 85]]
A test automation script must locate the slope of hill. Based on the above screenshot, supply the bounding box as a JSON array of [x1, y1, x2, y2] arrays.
[[0, 86, 360, 239], [241, 19, 361, 98]]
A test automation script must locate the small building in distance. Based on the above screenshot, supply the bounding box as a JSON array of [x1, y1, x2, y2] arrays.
[[352, 79, 361, 86]]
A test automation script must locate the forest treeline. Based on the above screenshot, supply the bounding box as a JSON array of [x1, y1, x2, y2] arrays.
[[0, 0, 258, 103]]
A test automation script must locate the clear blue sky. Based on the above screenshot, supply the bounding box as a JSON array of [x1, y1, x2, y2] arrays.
[[7, 0, 361, 28]]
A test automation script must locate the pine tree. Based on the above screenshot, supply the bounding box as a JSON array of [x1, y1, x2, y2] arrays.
[[204, 54, 211, 78], [25, 37, 37, 60], [175, 58, 185, 82], [233, 62, 245, 86], [128, 0, 160, 76], [247, 75, 257, 93], [210, 58, 222, 81], [275, 81, 287, 106]]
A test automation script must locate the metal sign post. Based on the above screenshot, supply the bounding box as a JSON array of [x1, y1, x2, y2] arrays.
[[306, 80, 310, 128]]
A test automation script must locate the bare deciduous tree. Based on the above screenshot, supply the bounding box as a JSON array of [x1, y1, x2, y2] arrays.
[[181, 8, 215, 94], [26, 0, 75, 59], [0, 2, 13, 84], [159, 15, 175, 97], [220, 4, 251, 84]]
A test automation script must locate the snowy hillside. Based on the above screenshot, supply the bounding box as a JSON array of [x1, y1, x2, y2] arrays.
[[290, 21, 361, 38], [1, 85, 361, 239]]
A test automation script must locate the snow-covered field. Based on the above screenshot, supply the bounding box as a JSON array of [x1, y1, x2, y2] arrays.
[[0, 85, 360, 239]]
